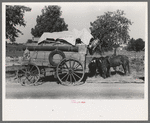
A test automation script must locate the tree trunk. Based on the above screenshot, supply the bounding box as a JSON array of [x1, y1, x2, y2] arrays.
[[114, 48, 117, 56]]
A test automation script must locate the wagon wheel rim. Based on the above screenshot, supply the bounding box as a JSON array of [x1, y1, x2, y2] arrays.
[[56, 58, 85, 86], [17, 62, 40, 86]]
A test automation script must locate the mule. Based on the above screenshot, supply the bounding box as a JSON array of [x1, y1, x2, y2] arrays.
[[99, 55, 130, 77], [87, 38, 130, 77]]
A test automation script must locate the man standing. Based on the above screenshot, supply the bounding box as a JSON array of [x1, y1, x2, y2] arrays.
[[23, 47, 30, 60]]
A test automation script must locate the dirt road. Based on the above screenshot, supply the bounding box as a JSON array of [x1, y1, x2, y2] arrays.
[[5, 76, 144, 99]]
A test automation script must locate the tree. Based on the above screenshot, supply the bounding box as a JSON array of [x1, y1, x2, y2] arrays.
[[26, 39, 33, 43], [6, 5, 31, 42], [134, 38, 145, 52], [31, 5, 68, 37], [126, 38, 135, 51], [127, 38, 145, 52], [89, 10, 132, 54]]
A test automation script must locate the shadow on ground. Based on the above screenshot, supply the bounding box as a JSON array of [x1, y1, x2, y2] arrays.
[[39, 74, 89, 86], [111, 71, 125, 76], [39, 76, 59, 85], [87, 71, 125, 78]]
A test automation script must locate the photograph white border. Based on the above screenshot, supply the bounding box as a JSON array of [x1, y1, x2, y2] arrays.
[[2, 2, 148, 121]]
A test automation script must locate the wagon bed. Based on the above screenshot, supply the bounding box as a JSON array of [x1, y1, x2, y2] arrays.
[[14, 44, 88, 86]]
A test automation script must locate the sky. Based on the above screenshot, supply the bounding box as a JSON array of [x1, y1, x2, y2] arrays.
[[4, 2, 148, 43]]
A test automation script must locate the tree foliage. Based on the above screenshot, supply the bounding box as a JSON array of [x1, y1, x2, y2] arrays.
[[126, 38, 135, 51], [31, 5, 68, 37], [89, 10, 132, 53], [6, 5, 31, 42], [127, 38, 145, 52]]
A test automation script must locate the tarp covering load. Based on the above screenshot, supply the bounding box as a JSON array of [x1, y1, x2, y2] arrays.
[[38, 28, 93, 45]]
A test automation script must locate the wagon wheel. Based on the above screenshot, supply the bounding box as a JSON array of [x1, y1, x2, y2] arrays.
[[16, 62, 40, 86], [56, 58, 85, 86]]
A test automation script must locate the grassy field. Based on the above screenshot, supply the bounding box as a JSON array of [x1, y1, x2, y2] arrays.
[[6, 50, 24, 57], [6, 43, 25, 57], [86, 49, 144, 65]]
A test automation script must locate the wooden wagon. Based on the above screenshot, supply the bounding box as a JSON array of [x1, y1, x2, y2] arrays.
[[16, 43, 88, 86]]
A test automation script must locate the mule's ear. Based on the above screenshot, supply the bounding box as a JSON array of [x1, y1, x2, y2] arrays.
[[91, 59, 95, 63], [99, 59, 102, 63]]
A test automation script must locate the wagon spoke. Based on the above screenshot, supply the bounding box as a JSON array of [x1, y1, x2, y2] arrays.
[[73, 63, 80, 70], [71, 73, 76, 82], [62, 69, 68, 72], [26, 75, 33, 82], [59, 64, 67, 69], [34, 76, 39, 82], [64, 62, 69, 69], [24, 76, 30, 83], [72, 60, 75, 68], [29, 76, 34, 83], [69, 59, 71, 68], [65, 74, 70, 82], [70, 74, 72, 82], [29, 65, 35, 72], [30, 69, 38, 74], [29, 75, 33, 81], [74, 71, 83, 74], [26, 65, 30, 71], [28, 77, 34, 84], [32, 76, 38, 84], [34, 75, 39, 79], [32, 76, 35, 83], [63, 66, 68, 69], [57, 70, 68, 75], [74, 67, 83, 71], [61, 73, 68, 80], [73, 63, 78, 69], [73, 72, 81, 79], [19, 69, 26, 73], [57, 68, 68, 74], [74, 67, 82, 71]]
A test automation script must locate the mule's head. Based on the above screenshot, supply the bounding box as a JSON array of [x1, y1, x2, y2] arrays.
[[87, 38, 100, 55]]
